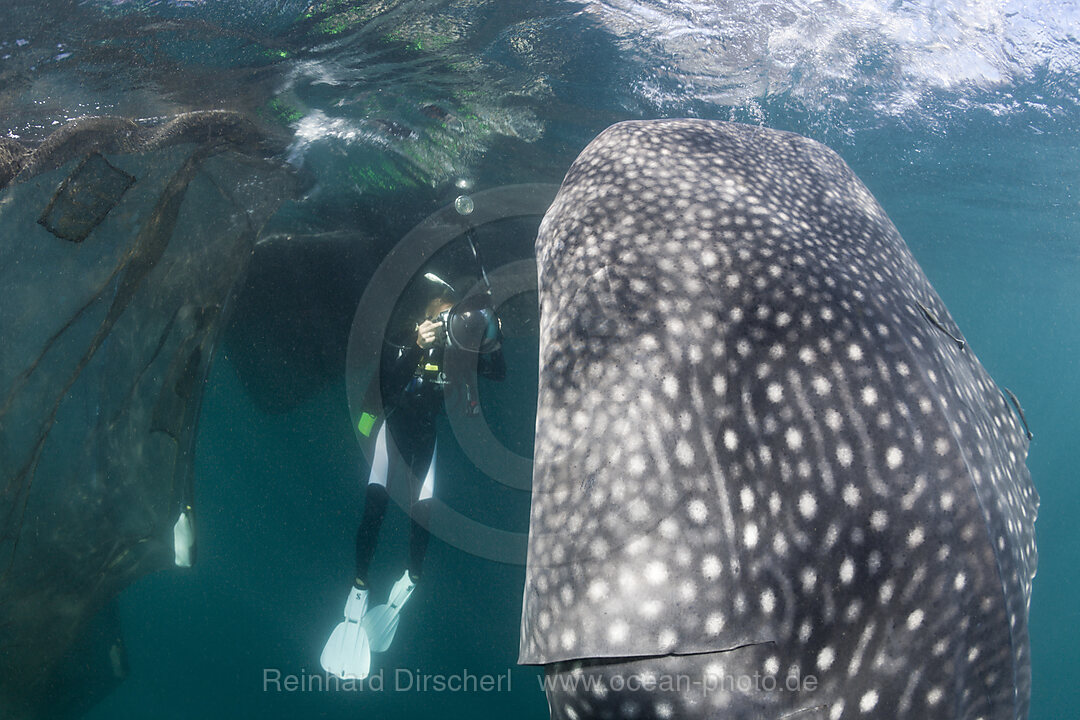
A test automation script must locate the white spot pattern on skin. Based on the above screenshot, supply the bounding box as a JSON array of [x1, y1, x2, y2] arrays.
[[836, 443, 854, 467], [526, 119, 1037, 720], [704, 612, 725, 634], [870, 510, 889, 531], [785, 427, 803, 450], [886, 446, 903, 469], [675, 440, 695, 467], [824, 408, 842, 431], [608, 621, 628, 644], [766, 382, 784, 403], [842, 484, 861, 506], [723, 429, 738, 450], [644, 561, 667, 585], [688, 499, 708, 524], [739, 486, 755, 512], [587, 580, 609, 602], [839, 557, 855, 584], [817, 646, 835, 671], [743, 523, 759, 549]]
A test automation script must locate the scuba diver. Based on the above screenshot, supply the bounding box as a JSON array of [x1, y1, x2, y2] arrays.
[[321, 273, 505, 680]]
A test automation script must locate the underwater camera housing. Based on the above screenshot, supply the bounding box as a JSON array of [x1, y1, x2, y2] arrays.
[[435, 293, 501, 353]]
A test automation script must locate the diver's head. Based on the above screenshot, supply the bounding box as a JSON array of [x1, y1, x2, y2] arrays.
[[421, 272, 457, 321]]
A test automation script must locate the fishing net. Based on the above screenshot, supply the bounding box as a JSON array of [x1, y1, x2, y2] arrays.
[[0, 111, 294, 718]]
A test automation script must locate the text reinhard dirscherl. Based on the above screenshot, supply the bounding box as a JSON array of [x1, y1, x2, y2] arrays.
[[262, 668, 512, 693], [262, 667, 818, 695]]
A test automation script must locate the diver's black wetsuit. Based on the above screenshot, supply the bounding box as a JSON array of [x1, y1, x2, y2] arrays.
[[354, 337, 505, 586]]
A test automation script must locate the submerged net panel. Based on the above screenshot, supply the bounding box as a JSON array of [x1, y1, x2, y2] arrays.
[[0, 111, 294, 718]]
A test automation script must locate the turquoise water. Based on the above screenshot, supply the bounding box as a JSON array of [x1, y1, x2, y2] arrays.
[[1, 2, 1077, 718]]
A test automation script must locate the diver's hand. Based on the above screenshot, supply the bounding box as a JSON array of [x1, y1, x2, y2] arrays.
[[416, 319, 444, 349]]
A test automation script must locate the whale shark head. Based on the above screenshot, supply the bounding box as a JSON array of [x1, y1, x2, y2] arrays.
[[520, 119, 1037, 719]]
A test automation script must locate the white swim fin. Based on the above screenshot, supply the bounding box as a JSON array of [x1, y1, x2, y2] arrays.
[[320, 586, 371, 679], [362, 570, 415, 653], [173, 507, 195, 568]]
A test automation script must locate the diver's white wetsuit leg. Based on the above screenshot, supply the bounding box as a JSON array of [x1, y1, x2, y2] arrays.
[[367, 422, 389, 487], [418, 438, 436, 501]]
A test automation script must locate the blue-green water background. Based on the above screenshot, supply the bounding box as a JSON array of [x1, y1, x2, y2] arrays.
[[1, 1, 1076, 718]]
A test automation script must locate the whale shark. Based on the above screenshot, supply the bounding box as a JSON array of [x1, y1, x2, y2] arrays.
[[519, 120, 1037, 720]]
